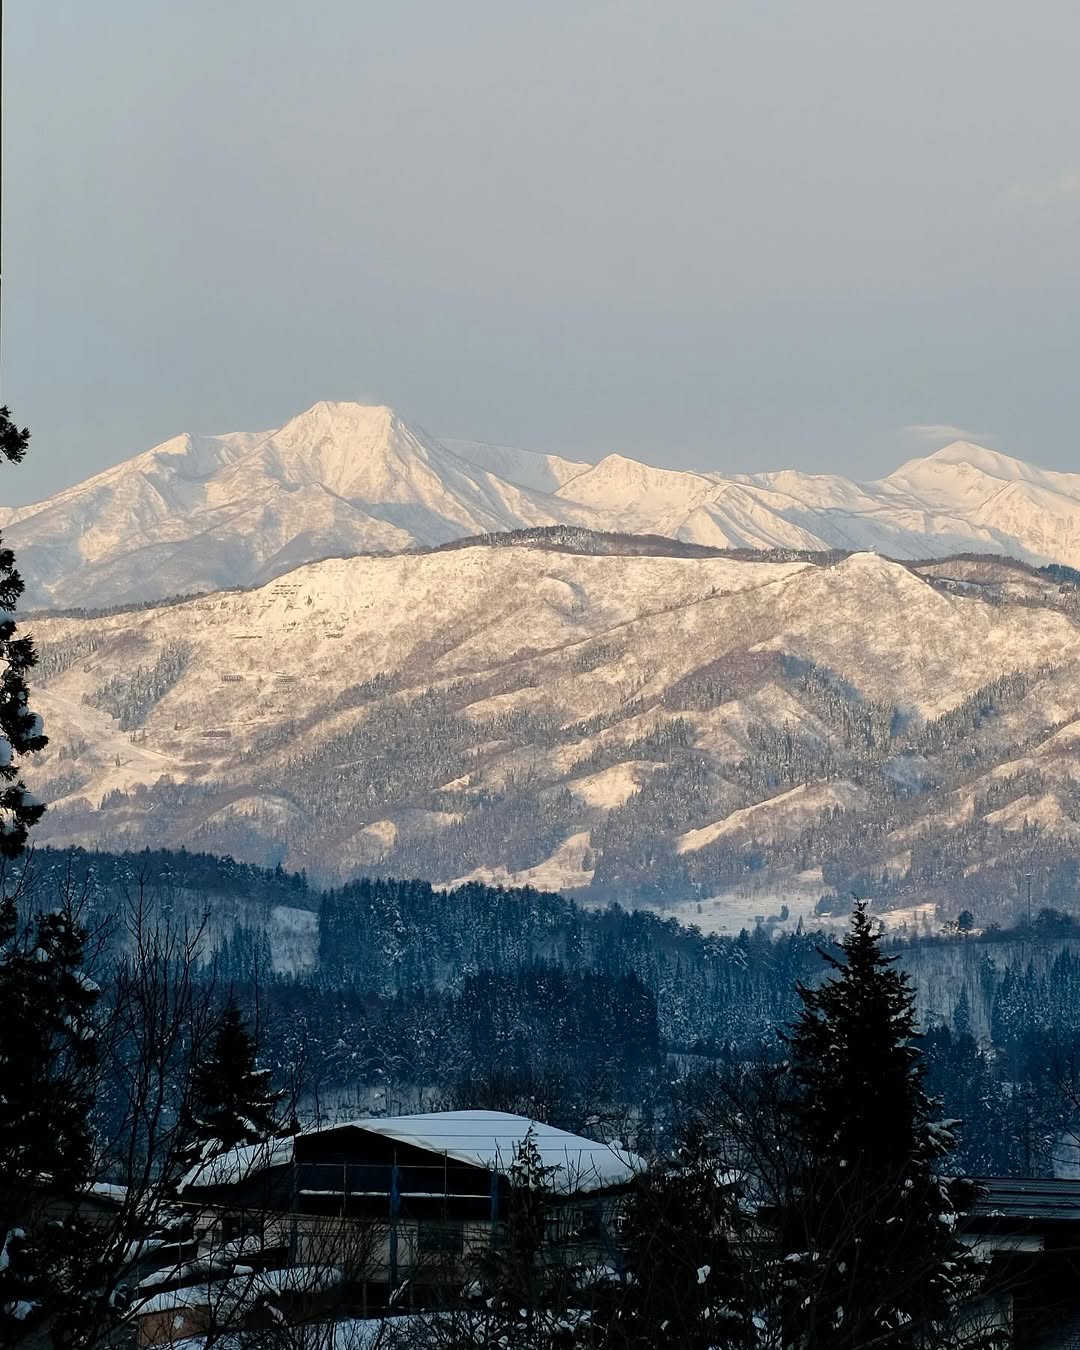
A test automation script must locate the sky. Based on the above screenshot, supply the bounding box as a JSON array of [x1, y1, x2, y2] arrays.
[[3, 0, 1080, 505]]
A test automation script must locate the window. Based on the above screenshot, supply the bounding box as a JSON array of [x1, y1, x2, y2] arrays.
[[220, 1212, 264, 1243], [418, 1220, 464, 1256]]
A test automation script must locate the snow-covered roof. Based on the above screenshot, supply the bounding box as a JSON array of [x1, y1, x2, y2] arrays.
[[331, 1110, 640, 1194], [83, 1181, 128, 1205], [180, 1110, 639, 1197], [179, 1136, 295, 1192], [132, 1265, 342, 1317]]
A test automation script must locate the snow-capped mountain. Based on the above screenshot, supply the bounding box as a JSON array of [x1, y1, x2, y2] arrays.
[[5, 400, 1080, 610], [551, 441, 1080, 563], [21, 539, 1080, 925], [438, 438, 592, 495], [0, 403, 600, 608]]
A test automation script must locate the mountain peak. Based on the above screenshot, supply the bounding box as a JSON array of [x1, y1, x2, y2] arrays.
[[918, 440, 1032, 478], [261, 401, 448, 497], [884, 438, 1080, 505], [885, 440, 1019, 481], [555, 452, 714, 517], [7, 399, 1080, 611], [277, 400, 399, 440]]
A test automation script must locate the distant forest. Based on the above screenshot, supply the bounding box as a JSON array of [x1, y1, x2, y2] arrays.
[[13, 844, 1080, 1178]]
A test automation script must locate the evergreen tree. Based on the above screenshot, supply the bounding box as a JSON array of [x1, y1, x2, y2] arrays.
[[609, 1119, 748, 1348], [953, 986, 972, 1039], [0, 408, 47, 857], [0, 406, 89, 1343], [776, 900, 991, 1348], [471, 1127, 567, 1345], [182, 1001, 287, 1165], [0, 900, 101, 1347]]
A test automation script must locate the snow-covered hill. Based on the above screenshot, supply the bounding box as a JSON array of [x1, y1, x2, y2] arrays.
[[2, 404, 600, 608], [22, 541, 1080, 924], [5, 402, 1080, 608]]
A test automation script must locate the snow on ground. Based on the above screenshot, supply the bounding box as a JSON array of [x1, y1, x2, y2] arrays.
[[23, 540, 1080, 882], [659, 890, 940, 940], [445, 832, 594, 892], [202, 794, 302, 827], [351, 819, 399, 862], [30, 685, 181, 806], [462, 685, 553, 720], [658, 879, 829, 936], [875, 902, 939, 933], [269, 905, 319, 975], [984, 791, 1074, 835], [887, 790, 976, 849], [750, 552, 1073, 718], [881, 849, 913, 878], [986, 717, 1080, 785], [13, 397, 1080, 613], [683, 684, 832, 760], [30, 546, 1073, 796], [441, 436, 593, 491], [676, 781, 867, 853], [567, 760, 662, 809]]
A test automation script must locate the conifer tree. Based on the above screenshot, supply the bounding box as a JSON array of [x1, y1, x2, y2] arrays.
[[0, 899, 100, 1346], [611, 1119, 748, 1348], [472, 1126, 563, 1344], [0, 408, 47, 856], [182, 1000, 287, 1165], [775, 900, 991, 1348], [0, 407, 88, 1344]]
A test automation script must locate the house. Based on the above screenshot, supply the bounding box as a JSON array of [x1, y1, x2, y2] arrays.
[[962, 1177, 1080, 1349], [133, 1110, 639, 1340]]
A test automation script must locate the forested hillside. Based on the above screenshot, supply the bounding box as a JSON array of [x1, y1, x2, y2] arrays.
[[16, 844, 1080, 1178], [20, 541, 1080, 930]]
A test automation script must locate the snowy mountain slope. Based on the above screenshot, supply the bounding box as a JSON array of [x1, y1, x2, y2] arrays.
[[882, 441, 1080, 510], [554, 442, 1080, 565], [21, 539, 1080, 924], [6, 400, 1080, 610], [438, 438, 592, 494], [4, 403, 600, 607]]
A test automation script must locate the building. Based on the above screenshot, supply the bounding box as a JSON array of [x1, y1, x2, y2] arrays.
[[129, 1110, 638, 1341], [963, 1177, 1080, 1349]]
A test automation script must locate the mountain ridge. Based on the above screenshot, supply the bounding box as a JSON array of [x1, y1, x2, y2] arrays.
[[20, 536, 1080, 928], [5, 401, 1080, 608]]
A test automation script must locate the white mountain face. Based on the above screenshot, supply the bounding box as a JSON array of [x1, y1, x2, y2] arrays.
[[3, 403, 601, 608], [21, 540, 1080, 924], [564, 442, 1080, 563], [4, 402, 1080, 609], [438, 438, 592, 495]]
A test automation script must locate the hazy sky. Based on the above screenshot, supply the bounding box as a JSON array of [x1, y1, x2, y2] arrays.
[[4, 0, 1080, 504]]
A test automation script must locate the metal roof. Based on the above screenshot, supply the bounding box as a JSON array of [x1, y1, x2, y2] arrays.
[[180, 1110, 640, 1196], [330, 1110, 640, 1194], [971, 1176, 1080, 1223]]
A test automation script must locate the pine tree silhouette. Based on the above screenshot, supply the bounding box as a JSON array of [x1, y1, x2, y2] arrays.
[[183, 1001, 286, 1164], [0, 407, 47, 856], [778, 899, 988, 1347], [0, 901, 100, 1342]]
